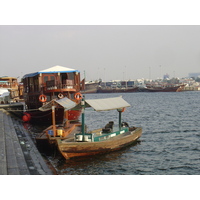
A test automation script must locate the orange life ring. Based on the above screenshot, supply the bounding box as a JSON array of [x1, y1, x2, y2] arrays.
[[121, 107, 126, 112], [58, 93, 64, 99], [74, 92, 82, 100], [39, 94, 47, 103]]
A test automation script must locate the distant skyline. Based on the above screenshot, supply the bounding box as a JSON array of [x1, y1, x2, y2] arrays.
[[1, 25, 200, 81]]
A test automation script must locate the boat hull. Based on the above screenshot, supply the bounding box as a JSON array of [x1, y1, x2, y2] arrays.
[[144, 85, 185, 92], [27, 109, 81, 124], [97, 87, 138, 93], [0, 102, 24, 117], [57, 127, 142, 159]]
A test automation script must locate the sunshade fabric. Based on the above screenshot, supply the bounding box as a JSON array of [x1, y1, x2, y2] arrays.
[[85, 96, 130, 111], [39, 97, 76, 112], [23, 65, 79, 78]]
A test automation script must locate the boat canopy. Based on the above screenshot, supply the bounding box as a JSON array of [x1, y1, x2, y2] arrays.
[[39, 96, 130, 112], [84, 96, 130, 111], [39, 97, 76, 112], [23, 65, 80, 79]]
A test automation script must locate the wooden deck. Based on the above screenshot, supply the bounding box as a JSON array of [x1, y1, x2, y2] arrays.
[[0, 109, 53, 175]]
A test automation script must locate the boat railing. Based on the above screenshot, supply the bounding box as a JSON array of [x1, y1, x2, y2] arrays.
[[44, 79, 75, 91], [0, 82, 18, 89]]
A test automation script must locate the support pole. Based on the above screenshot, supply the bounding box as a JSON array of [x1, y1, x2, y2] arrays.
[[64, 110, 69, 128], [52, 103, 56, 137], [81, 97, 85, 141], [118, 111, 122, 131]]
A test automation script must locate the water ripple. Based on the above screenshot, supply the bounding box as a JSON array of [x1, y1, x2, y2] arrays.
[[30, 91, 200, 175]]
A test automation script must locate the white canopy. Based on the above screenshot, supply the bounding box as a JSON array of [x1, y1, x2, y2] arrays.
[[23, 65, 79, 78], [39, 65, 78, 73], [39, 97, 76, 112], [39, 96, 130, 112], [85, 96, 130, 111]]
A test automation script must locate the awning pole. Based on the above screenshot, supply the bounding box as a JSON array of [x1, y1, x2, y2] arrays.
[[81, 97, 85, 141], [64, 109, 69, 128], [118, 110, 122, 131], [52, 102, 56, 137]]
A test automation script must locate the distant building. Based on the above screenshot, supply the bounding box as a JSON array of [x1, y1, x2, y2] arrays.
[[188, 73, 200, 78]]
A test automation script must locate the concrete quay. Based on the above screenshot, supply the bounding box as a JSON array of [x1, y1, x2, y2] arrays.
[[0, 109, 53, 175]]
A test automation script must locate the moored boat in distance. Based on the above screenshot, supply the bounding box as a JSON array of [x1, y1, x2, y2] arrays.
[[144, 83, 185, 92], [97, 80, 138, 93], [22, 65, 84, 124], [81, 80, 100, 94]]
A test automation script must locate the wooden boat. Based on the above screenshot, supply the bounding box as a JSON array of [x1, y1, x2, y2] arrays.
[[145, 83, 185, 92], [97, 86, 138, 93], [0, 76, 21, 103], [37, 96, 142, 159], [0, 76, 24, 116], [97, 80, 138, 93], [22, 65, 84, 124], [35, 97, 82, 151], [57, 126, 142, 159], [81, 81, 99, 94]]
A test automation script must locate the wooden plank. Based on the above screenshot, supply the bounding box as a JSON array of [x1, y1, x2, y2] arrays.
[[0, 110, 7, 175]]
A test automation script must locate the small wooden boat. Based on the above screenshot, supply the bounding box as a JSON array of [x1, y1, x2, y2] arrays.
[[57, 126, 142, 159], [38, 96, 142, 159]]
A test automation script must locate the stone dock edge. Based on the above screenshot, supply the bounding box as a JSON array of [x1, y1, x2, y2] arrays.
[[0, 109, 54, 175]]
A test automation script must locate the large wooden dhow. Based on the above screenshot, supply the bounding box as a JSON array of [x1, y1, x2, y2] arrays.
[[38, 96, 142, 159], [144, 83, 185, 92], [22, 65, 84, 124]]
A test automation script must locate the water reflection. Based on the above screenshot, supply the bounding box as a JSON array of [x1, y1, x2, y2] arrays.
[[48, 141, 141, 175]]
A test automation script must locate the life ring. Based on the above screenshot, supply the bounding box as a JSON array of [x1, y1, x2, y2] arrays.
[[39, 94, 47, 103], [58, 93, 64, 99], [74, 92, 82, 100]]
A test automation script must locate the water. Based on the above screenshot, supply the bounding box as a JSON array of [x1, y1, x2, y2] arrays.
[[30, 91, 200, 175]]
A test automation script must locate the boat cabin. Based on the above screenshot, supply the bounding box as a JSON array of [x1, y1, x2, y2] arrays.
[[22, 66, 82, 109], [0, 76, 20, 102]]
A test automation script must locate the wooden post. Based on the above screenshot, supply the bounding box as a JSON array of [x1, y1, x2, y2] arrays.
[[118, 110, 122, 131], [52, 102, 56, 137], [81, 97, 85, 141], [64, 110, 69, 128]]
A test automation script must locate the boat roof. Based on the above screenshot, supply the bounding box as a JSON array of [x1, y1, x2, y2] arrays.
[[39, 97, 76, 112], [39, 96, 130, 112], [84, 96, 130, 111], [23, 65, 80, 78], [0, 76, 17, 80]]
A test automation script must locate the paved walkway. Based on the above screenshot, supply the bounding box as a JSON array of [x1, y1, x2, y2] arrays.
[[0, 109, 53, 175]]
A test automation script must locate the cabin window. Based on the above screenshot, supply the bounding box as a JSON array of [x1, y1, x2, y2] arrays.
[[44, 76, 48, 82], [68, 73, 74, 80], [50, 76, 55, 81], [61, 73, 68, 84]]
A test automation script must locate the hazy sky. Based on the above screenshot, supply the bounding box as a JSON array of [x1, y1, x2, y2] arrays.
[[1, 25, 200, 81]]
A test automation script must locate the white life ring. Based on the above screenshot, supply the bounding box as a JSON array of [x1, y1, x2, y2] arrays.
[[58, 93, 64, 99]]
